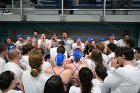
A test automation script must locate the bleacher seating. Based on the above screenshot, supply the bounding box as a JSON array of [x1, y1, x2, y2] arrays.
[[33, 0, 140, 9]]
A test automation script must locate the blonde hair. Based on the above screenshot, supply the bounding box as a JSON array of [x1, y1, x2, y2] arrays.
[[29, 50, 43, 77], [7, 49, 20, 61]]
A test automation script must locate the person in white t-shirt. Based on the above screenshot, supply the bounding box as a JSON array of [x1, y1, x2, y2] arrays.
[[72, 36, 85, 52], [104, 34, 118, 45], [38, 34, 50, 60], [107, 43, 117, 60], [22, 50, 51, 93], [15, 34, 26, 49], [49, 33, 61, 48], [20, 44, 33, 70], [0, 71, 24, 93], [104, 47, 140, 93], [92, 64, 110, 93], [117, 33, 130, 47], [62, 32, 74, 55], [69, 67, 101, 93], [133, 47, 140, 68], [96, 43, 109, 67], [0, 44, 7, 74], [3, 49, 23, 81]]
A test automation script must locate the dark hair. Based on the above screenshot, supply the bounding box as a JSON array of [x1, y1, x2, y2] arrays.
[[0, 71, 14, 91], [57, 46, 65, 54], [63, 31, 69, 36], [29, 51, 43, 77], [0, 44, 7, 54], [58, 41, 65, 46], [126, 38, 135, 48], [22, 44, 33, 55], [115, 47, 134, 61], [79, 67, 93, 93], [44, 75, 64, 93], [122, 33, 129, 38], [135, 47, 140, 53], [95, 64, 108, 80], [90, 49, 103, 65], [107, 43, 117, 52]]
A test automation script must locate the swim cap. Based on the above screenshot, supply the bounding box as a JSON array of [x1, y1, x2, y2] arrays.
[[55, 53, 64, 66]]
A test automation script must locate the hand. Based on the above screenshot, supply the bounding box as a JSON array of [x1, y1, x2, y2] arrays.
[[111, 58, 120, 68], [16, 81, 24, 93]]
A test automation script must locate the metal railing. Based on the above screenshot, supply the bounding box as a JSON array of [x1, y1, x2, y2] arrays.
[[1, 0, 140, 21]]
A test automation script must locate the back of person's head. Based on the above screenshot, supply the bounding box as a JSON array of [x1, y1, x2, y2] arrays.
[[107, 43, 117, 52], [0, 44, 7, 55], [90, 48, 103, 65], [126, 38, 135, 48], [58, 41, 65, 46], [44, 75, 64, 93], [96, 43, 105, 52], [73, 48, 82, 62], [95, 64, 108, 80], [79, 67, 93, 93], [29, 51, 43, 77], [57, 46, 65, 54], [115, 47, 134, 61], [0, 71, 14, 91], [7, 48, 21, 61], [22, 44, 33, 55], [55, 53, 64, 66], [34, 48, 45, 56]]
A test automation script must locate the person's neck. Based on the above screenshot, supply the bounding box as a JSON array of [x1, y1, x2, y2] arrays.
[[96, 75, 103, 81], [0, 54, 5, 59], [4, 85, 14, 93], [10, 59, 19, 64], [123, 60, 134, 66]]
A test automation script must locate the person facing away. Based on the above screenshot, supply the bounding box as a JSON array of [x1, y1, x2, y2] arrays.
[[0, 44, 7, 74], [22, 50, 51, 93], [46, 53, 72, 85], [65, 48, 87, 86], [104, 47, 140, 93], [92, 64, 110, 93], [3, 48, 23, 81], [0, 71, 24, 93], [44, 75, 65, 93], [69, 67, 101, 93]]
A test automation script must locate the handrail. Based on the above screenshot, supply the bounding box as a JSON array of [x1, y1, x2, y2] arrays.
[[1, 8, 140, 11]]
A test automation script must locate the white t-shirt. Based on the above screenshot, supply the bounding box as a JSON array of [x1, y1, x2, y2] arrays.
[[104, 65, 140, 93], [81, 58, 96, 71], [42, 61, 52, 72], [22, 70, 51, 93], [102, 53, 109, 67], [3, 62, 23, 81], [15, 41, 25, 48], [50, 47, 68, 58], [62, 37, 74, 53], [104, 40, 118, 45], [0, 57, 6, 74], [38, 39, 50, 44], [72, 43, 85, 51], [20, 55, 30, 70], [132, 59, 140, 66], [92, 79, 110, 93], [108, 52, 115, 60], [117, 39, 126, 47], [69, 85, 101, 93], [6, 90, 22, 93]]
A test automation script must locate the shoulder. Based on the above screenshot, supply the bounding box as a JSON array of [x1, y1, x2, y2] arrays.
[[91, 86, 101, 93], [69, 86, 80, 93]]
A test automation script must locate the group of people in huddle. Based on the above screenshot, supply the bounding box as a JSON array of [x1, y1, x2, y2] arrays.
[[0, 31, 140, 93]]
